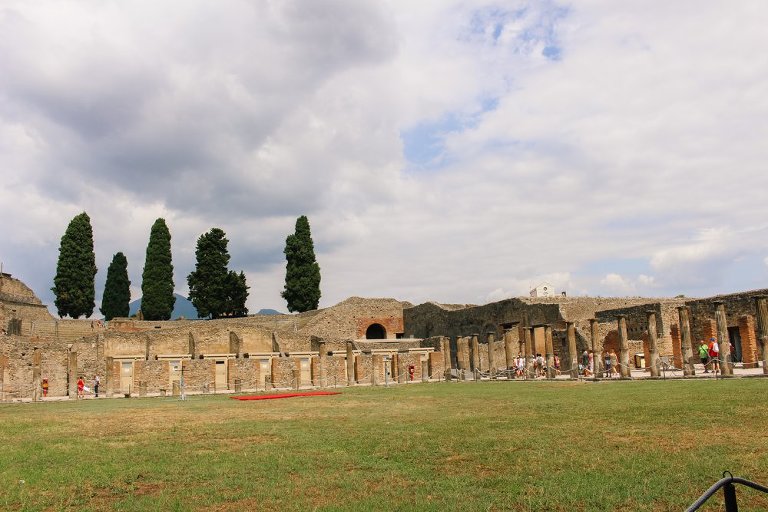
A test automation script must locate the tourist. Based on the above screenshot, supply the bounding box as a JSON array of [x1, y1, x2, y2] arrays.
[[698, 340, 709, 372], [553, 354, 561, 375], [604, 352, 612, 376], [708, 337, 720, 372], [610, 351, 619, 377], [76, 376, 84, 399], [93, 375, 100, 398], [588, 351, 594, 373], [581, 350, 589, 370], [535, 353, 545, 377]]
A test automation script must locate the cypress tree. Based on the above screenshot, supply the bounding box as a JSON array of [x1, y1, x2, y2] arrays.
[[281, 215, 321, 312], [225, 270, 249, 318], [52, 212, 98, 318], [187, 228, 249, 319], [100, 252, 131, 321], [141, 218, 175, 320]]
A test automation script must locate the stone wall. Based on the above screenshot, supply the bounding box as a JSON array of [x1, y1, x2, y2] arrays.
[[685, 289, 768, 340]]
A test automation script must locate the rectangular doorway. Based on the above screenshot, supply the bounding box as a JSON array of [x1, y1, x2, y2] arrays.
[[259, 359, 271, 388], [300, 358, 311, 386], [215, 360, 228, 390], [120, 361, 133, 394], [728, 326, 742, 363], [169, 360, 181, 388]]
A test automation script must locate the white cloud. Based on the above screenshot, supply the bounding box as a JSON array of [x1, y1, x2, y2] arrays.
[[2, 1, 768, 315]]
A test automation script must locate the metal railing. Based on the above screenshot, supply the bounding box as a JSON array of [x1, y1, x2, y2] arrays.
[[686, 472, 768, 512]]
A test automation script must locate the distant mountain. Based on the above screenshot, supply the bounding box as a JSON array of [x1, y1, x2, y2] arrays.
[[256, 308, 282, 315], [128, 293, 199, 320]]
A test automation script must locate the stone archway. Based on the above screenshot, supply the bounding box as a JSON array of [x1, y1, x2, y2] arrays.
[[365, 323, 387, 339]]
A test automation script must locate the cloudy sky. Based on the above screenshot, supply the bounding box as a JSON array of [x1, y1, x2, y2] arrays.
[[2, 1, 767, 316]]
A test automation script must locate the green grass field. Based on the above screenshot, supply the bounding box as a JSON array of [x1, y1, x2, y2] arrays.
[[1, 379, 767, 511]]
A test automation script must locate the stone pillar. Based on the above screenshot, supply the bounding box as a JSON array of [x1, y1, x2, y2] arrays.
[[32, 348, 42, 401], [714, 302, 733, 376], [421, 359, 429, 382], [677, 306, 695, 376], [229, 332, 241, 358], [646, 311, 660, 377], [738, 316, 759, 369], [470, 335, 480, 373], [371, 354, 380, 386], [346, 341, 355, 386], [144, 335, 151, 361], [617, 316, 631, 378], [544, 325, 555, 380], [442, 336, 452, 379], [104, 357, 113, 397], [318, 340, 327, 387], [188, 332, 196, 359], [670, 325, 683, 369], [487, 332, 496, 377], [524, 327, 534, 378], [0, 355, 7, 400], [590, 319, 603, 378], [504, 328, 515, 369], [68, 350, 78, 398], [754, 296, 768, 375], [396, 352, 406, 383], [566, 322, 578, 379]]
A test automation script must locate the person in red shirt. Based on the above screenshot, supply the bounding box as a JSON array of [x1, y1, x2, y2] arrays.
[[77, 377, 85, 399], [708, 338, 720, 372]]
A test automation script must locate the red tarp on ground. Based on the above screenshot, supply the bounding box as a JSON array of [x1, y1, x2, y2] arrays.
[[230, 391, 341, 401]]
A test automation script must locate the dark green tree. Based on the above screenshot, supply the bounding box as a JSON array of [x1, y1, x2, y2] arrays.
[[52, 212, 98, 318], [281, 215, 321, 312], [100, 252, 131, 321], [141, 218, 175, 320], [187, 228, 249, 319], [224, 270, 249, 318]]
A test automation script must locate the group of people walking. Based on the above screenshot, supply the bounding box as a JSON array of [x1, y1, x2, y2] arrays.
[[508, 350, 621, 378], [698, 337, 722, 373], [74, 375, 100, 399]]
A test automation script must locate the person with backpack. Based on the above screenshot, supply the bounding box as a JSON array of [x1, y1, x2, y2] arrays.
[[698, 340, 710, 372], [708, 337, 720, 372]]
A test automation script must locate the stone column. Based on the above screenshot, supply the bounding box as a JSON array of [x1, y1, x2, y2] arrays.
[[67, 350, 78, 398], [371, 354, 380, 386], [470, 334, 480, 373], [566, 322, 578, 379], [738, 316, 759, 369], [670, 325, 683, 369], [524, 327, 534, 378], [544, 325, 555, 380], [590, 319, 603, 378], [504, 328, 515, 369], [646, 311, 660, 377], [617, 316, 631, 378], [487, 332, 496, 377], [144, 334, 151, 361], [346, 341, 355, 386], [0, 355, 7, 400], [104, 357, 113, 397], [32, 348, 42, 401], [754, 296, 768, 375], [677, 306, 695, 376], [188, 332, 196, 359], [714, 302, 733, 376], [442, 336, 452, 379], [396, 352, 406, 383], [229, 332, 241, 358], [421, 359, 429, 382], [318, 340, 327, 387]]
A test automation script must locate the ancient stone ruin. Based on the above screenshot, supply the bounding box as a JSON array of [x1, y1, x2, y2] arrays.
[[1, 271, 766, 401]]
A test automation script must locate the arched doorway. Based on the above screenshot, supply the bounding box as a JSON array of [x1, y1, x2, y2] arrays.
[[366, 323, 387, 339]]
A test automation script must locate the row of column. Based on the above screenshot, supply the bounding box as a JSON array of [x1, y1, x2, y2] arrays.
[[440, 296, 768, 381]]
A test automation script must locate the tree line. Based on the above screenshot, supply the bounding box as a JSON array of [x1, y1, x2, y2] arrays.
[[51, 213, 321, 321]]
